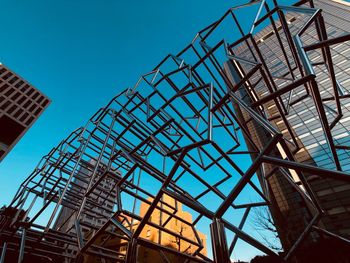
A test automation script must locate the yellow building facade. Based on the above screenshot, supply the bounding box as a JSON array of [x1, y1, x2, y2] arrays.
[[137, 194, 207, 262], [84, 194, 207, 263]]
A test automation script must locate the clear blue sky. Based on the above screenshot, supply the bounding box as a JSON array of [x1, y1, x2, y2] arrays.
[[0, 0, 244, 203], [0, 0, 276, 261]]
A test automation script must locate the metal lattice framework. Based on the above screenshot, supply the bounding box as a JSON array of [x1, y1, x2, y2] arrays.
[[1, 0, 350, 262]]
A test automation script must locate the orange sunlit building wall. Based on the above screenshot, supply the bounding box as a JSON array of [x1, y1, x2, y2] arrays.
[[137, 194, 207, 262], [83, 194, 207, 263]]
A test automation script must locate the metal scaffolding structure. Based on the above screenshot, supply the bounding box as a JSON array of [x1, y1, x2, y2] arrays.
[[1, 0, 350, 262]]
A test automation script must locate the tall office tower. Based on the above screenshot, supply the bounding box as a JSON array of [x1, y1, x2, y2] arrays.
[[226, 0, 350, 252], [53, 159, 120, 257], [54, 159, 119, 233], [0, 64, 50, 161]]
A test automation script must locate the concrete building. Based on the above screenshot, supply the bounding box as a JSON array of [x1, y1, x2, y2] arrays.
[[54, 159, 119, 235], [225, 0, 350, 252], [0, 64, 50, 161], [136, 194, 207, 262], [53, 159, 120, 260], [83, 194, 207, 263]]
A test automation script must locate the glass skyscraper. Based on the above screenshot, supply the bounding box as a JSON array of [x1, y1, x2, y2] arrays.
[[225, 0, 350, 251]]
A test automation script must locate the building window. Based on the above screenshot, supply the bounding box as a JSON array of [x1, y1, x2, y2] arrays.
[[0, 115, 25, 148], [327, 206, 346, 215]]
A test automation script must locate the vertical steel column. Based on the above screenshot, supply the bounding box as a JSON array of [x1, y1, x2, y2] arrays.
[[18, 228, 26, 263], [210, 218, 230, 263], [0, 242, 7, 263], [125, 238, 138, 263]]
